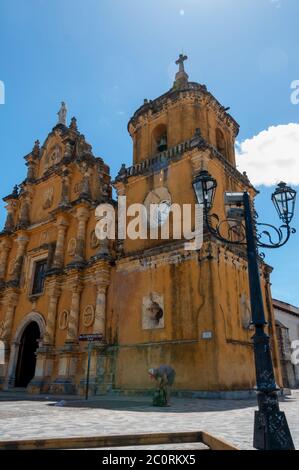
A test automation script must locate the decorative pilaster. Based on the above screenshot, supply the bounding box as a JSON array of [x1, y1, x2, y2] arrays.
[[2, 288, 19, 341], [25, 140, 39, 182], [93, 285, 107, 336], [52, 217, 69, 269], [93, 262, 111, 337], [44, 283, 61, 345], [73, 206, 89, 262], [0, 238, 12, 280], [113, 180, 127, 256], [10, 233, 29, 285], [80, 166, 92, 199], [59, 170, 71, 207], [3, 196, 18, 232], [26, 161, 36, 181], [26, 282, 61, 393], [17, 187, 33, 229], [66, 282, 83, 342], [50, 278, 82, 394]]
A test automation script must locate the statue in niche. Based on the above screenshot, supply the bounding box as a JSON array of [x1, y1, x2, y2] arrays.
[[18, 199, 30, 227], [43, 187, 54, 209], [50, 145, 62, 165], [58, 310, 69, 330], [60, 170, 70, 206], [142, 293, 164, 330], [67, 238, 77, 256]]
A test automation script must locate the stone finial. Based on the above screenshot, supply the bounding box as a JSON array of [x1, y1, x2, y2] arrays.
[[12, 185, 19, 198], [57, 101, 67, 125], [32, 139, 40, 157], [173, 53, 189, 89], [70, 116, 78, 131], [117, 163, 127, 179]]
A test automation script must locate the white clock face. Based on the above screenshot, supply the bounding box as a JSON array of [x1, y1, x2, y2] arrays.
[[153, 199, 171, 227], [144, 188, 172, 228]]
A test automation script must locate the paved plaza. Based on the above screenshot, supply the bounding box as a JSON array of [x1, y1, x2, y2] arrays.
[[0, 390, 298, 450]]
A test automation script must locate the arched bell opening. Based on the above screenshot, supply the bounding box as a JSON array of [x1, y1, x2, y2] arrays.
[[152, 124, 168, 153], [216, 128, 228, 160]]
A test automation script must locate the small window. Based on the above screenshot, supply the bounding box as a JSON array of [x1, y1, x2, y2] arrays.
[[32, 259, 47, 295]]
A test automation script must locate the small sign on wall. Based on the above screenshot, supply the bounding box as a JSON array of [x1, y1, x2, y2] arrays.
[[0, 340, 4, 365], [201, 331, 213, 339]]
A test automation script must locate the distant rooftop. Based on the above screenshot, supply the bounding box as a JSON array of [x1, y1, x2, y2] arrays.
[[273, 298, 299, 317]]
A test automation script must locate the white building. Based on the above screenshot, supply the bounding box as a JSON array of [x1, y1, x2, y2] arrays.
[[273, 299, 299, 389]]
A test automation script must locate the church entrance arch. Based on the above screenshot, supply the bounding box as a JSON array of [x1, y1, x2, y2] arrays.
[[3, 312, 46, 390], [15, 321, 40, 387]]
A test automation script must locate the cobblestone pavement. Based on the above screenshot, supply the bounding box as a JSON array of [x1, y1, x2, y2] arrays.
[[0, 390, 298, 450]]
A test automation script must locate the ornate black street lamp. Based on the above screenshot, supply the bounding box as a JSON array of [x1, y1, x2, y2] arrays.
[[193, 170, 296, 450]]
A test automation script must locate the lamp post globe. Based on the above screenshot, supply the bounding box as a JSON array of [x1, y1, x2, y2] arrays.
[[192, 170, 217, 211], [271, 181, 297, 225]]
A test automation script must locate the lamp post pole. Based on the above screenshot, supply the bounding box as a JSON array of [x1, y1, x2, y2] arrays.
[[193, 171, 296, 450], [243, 191, 294, 450]]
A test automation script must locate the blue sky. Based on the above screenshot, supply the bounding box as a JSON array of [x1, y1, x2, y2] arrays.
[[0, 0, 298, 305]]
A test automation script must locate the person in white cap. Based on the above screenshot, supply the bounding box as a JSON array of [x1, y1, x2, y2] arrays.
[[148, 365, 175, 406]]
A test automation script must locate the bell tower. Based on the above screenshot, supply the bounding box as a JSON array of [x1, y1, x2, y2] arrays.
[[128, 54, 238, 167], [111, 54, 282, 395]]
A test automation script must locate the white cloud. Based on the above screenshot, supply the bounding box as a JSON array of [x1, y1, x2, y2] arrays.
[[235, 123, 299, 186]]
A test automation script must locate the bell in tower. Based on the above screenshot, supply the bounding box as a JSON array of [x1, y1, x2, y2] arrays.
[[156, 133, 167, 152]]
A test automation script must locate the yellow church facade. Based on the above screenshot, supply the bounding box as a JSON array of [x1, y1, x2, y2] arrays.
[[0, 57, 283, 396]]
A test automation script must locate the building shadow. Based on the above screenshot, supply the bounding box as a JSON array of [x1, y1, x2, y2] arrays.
[[0, 390, 296, 413]]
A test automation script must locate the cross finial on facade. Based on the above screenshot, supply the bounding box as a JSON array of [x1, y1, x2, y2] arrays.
[[173, 53, 189, 89], [175, 53, 188, 72]]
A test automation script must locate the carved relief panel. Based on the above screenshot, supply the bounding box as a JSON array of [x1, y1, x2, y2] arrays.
[[67, 238, 77, 256], [58, 310, 69, 330], [142, 293, 164, 330], [83, 305, 95, 327], [44, 144, 62, 172]]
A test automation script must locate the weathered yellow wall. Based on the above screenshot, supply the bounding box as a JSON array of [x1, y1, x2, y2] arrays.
[[107, 249, 278, 391]]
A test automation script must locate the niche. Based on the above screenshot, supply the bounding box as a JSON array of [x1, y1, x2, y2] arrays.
[[152, 124, 168, 153], [216, 128, 228, 159], [142, 293, 164, 330]]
